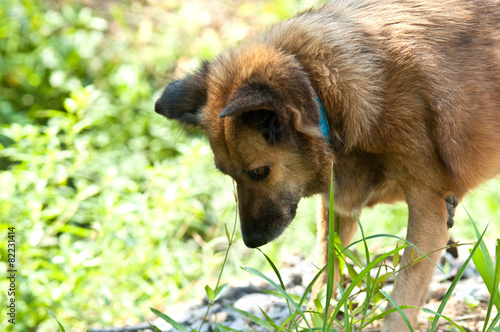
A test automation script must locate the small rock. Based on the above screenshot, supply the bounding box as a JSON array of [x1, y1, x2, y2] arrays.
[[452, 276, 490, 303]]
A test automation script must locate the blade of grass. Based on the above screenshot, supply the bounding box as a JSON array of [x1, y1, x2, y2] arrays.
[[340, 243, 365, 269], [484, 239, 500, 332], [430, 227, 485, 331], [148, 323, 162, 332], [224, 304, 276, 330], [199, 181, 239, 331], [205, 285, 215, 302], [467, 209, 498, 304], [324, 165, 336, 332], [215, 322, 237, 331], [350, 233, 447, 276], [279, 310, 310, 331], [336, 281, 351, 332], [257, 248, 287, 290], [300, 264, 327, 307], [258, 306, 281, 330], [380, 290, 414, 332], [309, 301, 325, 328], [325, 244, 409, 331], [486, 312, 500, 332], [257, 248, 298, 331], [214, 283, 229, 303], [360, 305, 414, 328], [354, 212, 371, 269], [241, 266, 313, 331], [354, 211, 374, 329], [422, 308, 468, 332], [150, 307, 190, 332], [263, 289, 302, 303], [47, 308, 66, 332], [359, 257, 385, 323], [466, 207, 500, 326]]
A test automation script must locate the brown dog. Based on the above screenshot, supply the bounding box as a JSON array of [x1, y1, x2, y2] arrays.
[[155, 0, 500, 330]]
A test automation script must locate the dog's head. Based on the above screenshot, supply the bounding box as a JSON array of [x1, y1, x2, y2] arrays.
[[155, 44, 332, 248]]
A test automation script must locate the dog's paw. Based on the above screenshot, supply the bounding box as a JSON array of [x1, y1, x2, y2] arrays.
[[445, 196, 458, 229]]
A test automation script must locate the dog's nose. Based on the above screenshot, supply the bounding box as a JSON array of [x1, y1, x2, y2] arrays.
[[154, 98, 165, 115], [242, 231, 269, 248]]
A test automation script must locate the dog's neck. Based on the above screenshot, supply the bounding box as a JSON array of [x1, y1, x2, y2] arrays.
[[315, 92, 331, 143]]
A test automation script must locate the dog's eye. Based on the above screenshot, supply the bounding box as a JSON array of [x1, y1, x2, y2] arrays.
[[249, 166, 270, 181]]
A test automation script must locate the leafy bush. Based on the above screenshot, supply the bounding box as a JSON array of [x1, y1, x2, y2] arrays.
[[0, 1, 237, 330]]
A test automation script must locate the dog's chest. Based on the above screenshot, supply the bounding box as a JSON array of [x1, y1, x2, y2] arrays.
[[326, 154, 405, 216]]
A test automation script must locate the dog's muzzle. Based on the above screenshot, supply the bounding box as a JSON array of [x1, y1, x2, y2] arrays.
[[240, 202, 298, 248]]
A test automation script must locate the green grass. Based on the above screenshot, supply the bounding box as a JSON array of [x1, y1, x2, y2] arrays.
[[49, 217, 500, 331], [147, 171, 500, 332], [143, 166, 499, 331]]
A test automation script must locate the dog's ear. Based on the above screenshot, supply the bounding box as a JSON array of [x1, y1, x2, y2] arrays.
[[218, 82, 289, 143], [218, 82, 278, 118], [219, 81, 321, 144], [155, 62, 209, 126]]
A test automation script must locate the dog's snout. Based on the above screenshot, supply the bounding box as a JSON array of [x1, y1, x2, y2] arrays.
[[242, 231, 269, 248], [236, 180, 300, 248], [154, 98, 165, 116]]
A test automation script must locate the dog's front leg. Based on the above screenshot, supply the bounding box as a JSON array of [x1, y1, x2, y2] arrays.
[[313, 197, 358, 299], [382, 192, 450, 332]]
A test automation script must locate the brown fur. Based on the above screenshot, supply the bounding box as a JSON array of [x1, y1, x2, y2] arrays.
[[155, 0, 500, 330]]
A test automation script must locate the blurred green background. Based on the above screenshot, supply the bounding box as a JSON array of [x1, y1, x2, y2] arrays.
[[0, 0, 498, 331]]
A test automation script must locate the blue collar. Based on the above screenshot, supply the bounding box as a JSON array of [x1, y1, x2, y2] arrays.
[[315, 92, 331, 143]]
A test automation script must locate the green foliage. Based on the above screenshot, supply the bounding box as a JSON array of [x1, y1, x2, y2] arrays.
[[0, 0, 238, 330], [468, 218, 500, 332], [150, 211, 500, 332], [149, 173, 499, 331], [1, 0, 324, 330]]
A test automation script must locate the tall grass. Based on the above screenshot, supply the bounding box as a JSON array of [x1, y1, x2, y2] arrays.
[[49, 210, 499, 330], [144, 171, 500, 331]]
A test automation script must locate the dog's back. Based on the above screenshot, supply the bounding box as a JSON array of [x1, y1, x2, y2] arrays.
[[260, 0, 500, 195]]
